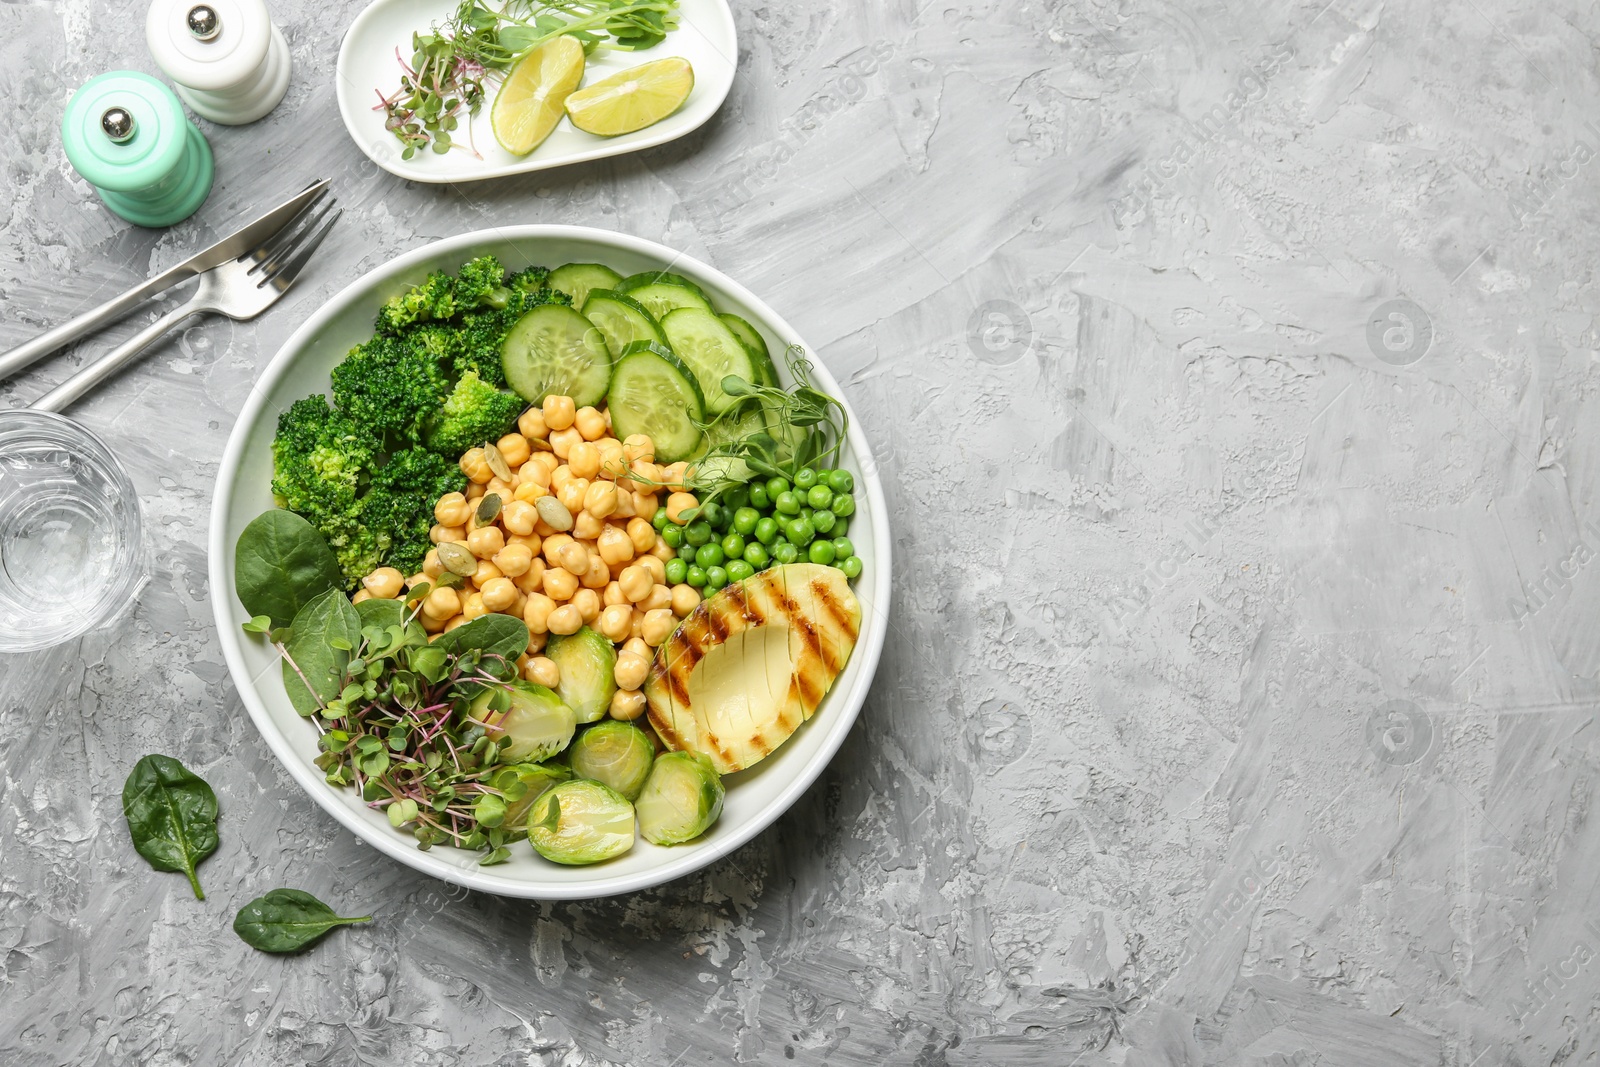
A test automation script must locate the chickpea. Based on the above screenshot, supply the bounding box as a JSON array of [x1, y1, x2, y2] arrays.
[[519, 462, 553, 493], [641, 607, 677, 646], [523, 592, 556, 633], [527, 631, 547, 655], [627, 459, 660, 491], [352, 588, 373, 604], [597, 439, 629, 479], [597, 603, 633, 642], [556, 541, 590, 575], [421, 610, 448, 634], [597, 525, 635, 567], [610, 689, 647, 721], [430, 522, 466, 545], [567, 440, 601, 480], [622, 434, 655, 465], [633, 491, 659, 522], [658, 462, 687, 492], [423, 585, 461, 620], [525, 656, 561, 688], [531, 451, 561, 477], [634, 552, 665, 585], [641, 583, 673, 614], [501, 499, 537, 537], [614, 650, 650, 691], [460, 448, 494, 483], [623, 517, 656, 556], [471, 560, 503, 589], [550, 464, 576, 493], [542, 532, 573, 568], [556, 478, 588, 513], [542, 395, 576, 431], [467, 526, 505, 559], [666, 492, 698, 524], [572, 510, 603, 542], [544, 567, 579, 602], [485, 477, 515, 502], [405, 572, 428, 590], [444, 614, 469, 632], [580, 554, 611, 590], [572, 587, 601, 624], [651, 538, 676, 562], [513, 558, 547, 594], [603, 580, 627, 606], [583, 480, 619, 519], [513, 481, 548, 505], [550, 426, 582, 460], [496, 433, 532, 468], [509, 531, 542, 552], [465, 484, 485, 505], [574, 406, 608, 441], [481, 576, 518, 613], [362, 567, 403, 600], [518, 407, 549, 439], [670, 584, 700, 617], [547, 604, 583, 635], [434, 492, 472, 526], [494, 542, 534, 578], [623, 636, 651, 661], [611, 490, 637, 519], [462, 591, 488, 621]]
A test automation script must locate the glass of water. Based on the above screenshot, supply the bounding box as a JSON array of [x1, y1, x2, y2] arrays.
[[0, 410, 145, 652]]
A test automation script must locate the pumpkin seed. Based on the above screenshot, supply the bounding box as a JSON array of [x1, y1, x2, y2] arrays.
[[484, 442, 512, 482], [536, 495, 574, 532], [437, 542, 478, 577]]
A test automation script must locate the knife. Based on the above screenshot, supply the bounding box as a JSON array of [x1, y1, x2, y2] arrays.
[[0, 178, 330, 384]]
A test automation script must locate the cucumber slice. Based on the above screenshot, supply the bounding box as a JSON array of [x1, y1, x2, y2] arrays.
[[501, 304, 613, 408], [581, 290, 666, 358], [621, 281, 714, 322], [607, 342, 706, 463], [719, 313, 779, 386], [617, 270, 710, 301], [543, 627, 618, 724], [547, 263, 624, 310], [660, 307, 762, 414]]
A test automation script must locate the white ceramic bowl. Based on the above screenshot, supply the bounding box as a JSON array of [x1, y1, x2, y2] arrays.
[[335, 0, 738, 183], [208, 226, 890, 898]]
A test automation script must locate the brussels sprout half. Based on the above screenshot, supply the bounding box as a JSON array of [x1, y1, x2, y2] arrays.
[[635, 751, 725, 846], [569, 721, 655, 800], [527, 779, 636, 865]]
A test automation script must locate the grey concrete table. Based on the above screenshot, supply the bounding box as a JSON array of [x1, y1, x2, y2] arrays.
[[2, 0, 1597, 1062]]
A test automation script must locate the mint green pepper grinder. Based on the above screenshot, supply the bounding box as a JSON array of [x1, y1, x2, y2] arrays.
[[62, 71, 214, 228]]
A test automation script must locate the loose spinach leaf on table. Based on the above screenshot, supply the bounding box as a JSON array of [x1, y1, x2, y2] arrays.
[[233, 888, 371, 953], [121, 755, 220, 899], [235, 510, 343, 629], [282, 589, 362, 717]]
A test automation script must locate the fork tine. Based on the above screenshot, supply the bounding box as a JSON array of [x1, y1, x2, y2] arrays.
[[246, 187, 330, 271], [261, 208, 342, 293]]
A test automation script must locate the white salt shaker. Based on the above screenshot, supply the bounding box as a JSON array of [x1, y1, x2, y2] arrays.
[[145, 0, 290, 125]]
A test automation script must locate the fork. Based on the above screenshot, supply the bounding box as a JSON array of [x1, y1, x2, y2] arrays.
[[28, 194, 342, 414]]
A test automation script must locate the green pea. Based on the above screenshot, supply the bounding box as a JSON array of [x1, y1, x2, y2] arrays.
[[785, 517, 816, 546], [794, 467, 818, 490], [832, 537, 855, 559], [723, 485, 749, 511], [665, 557, 688, 585], [831, 515, 850, 538], [721, 532, 746, 559], [685, 520, 712, 546], [765, 476, 791, 499], [772, 541, 800, 565], [827, 469, 854, 493], [695, 544, 725, 569], [838, 555, 863, 579], [704, 565, 728, 591], [652, 507, 671, 530], [726, 560, 755, 582], [661, 523, 685, 548], [677, 542, 697, 563], [754, 517, 780, 545], [775, 491, 802, 515], [743, 542, 770, 569], [749, 483, 770, 509], [686, 565, 708, 588], [830, 493, 855, 517], [732, 507, 759, 535], [806, 484, 834, 510], [701, 501, 725, 528], [810, 509, 837, 535], [808, 540, 836, 565]]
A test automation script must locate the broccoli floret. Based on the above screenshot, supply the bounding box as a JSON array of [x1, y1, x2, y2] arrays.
[[508, 265, 551, 292], [360, 448, 464, 578], [413, 285, 573, 388], [270, 396, 384, 584], [455, 255, 509, 309], [330, 334, 449, 446], [376, 271, 460, 334], [424, 370, 527, 458]]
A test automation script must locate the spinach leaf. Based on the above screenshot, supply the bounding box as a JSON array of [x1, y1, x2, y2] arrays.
[[232, 888, 371, 953], [281, 589, 361, 716], [234, 510, 343, 629], [121, 755, 219, 899], [430, 612, 529, 664]]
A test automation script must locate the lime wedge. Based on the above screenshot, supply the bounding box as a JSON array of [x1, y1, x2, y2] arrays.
[[492, 35, 586, 155], [564, 57, 694, 137]]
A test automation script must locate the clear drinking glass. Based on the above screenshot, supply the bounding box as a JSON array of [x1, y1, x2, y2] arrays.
[[0, 410, 145, 652]]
